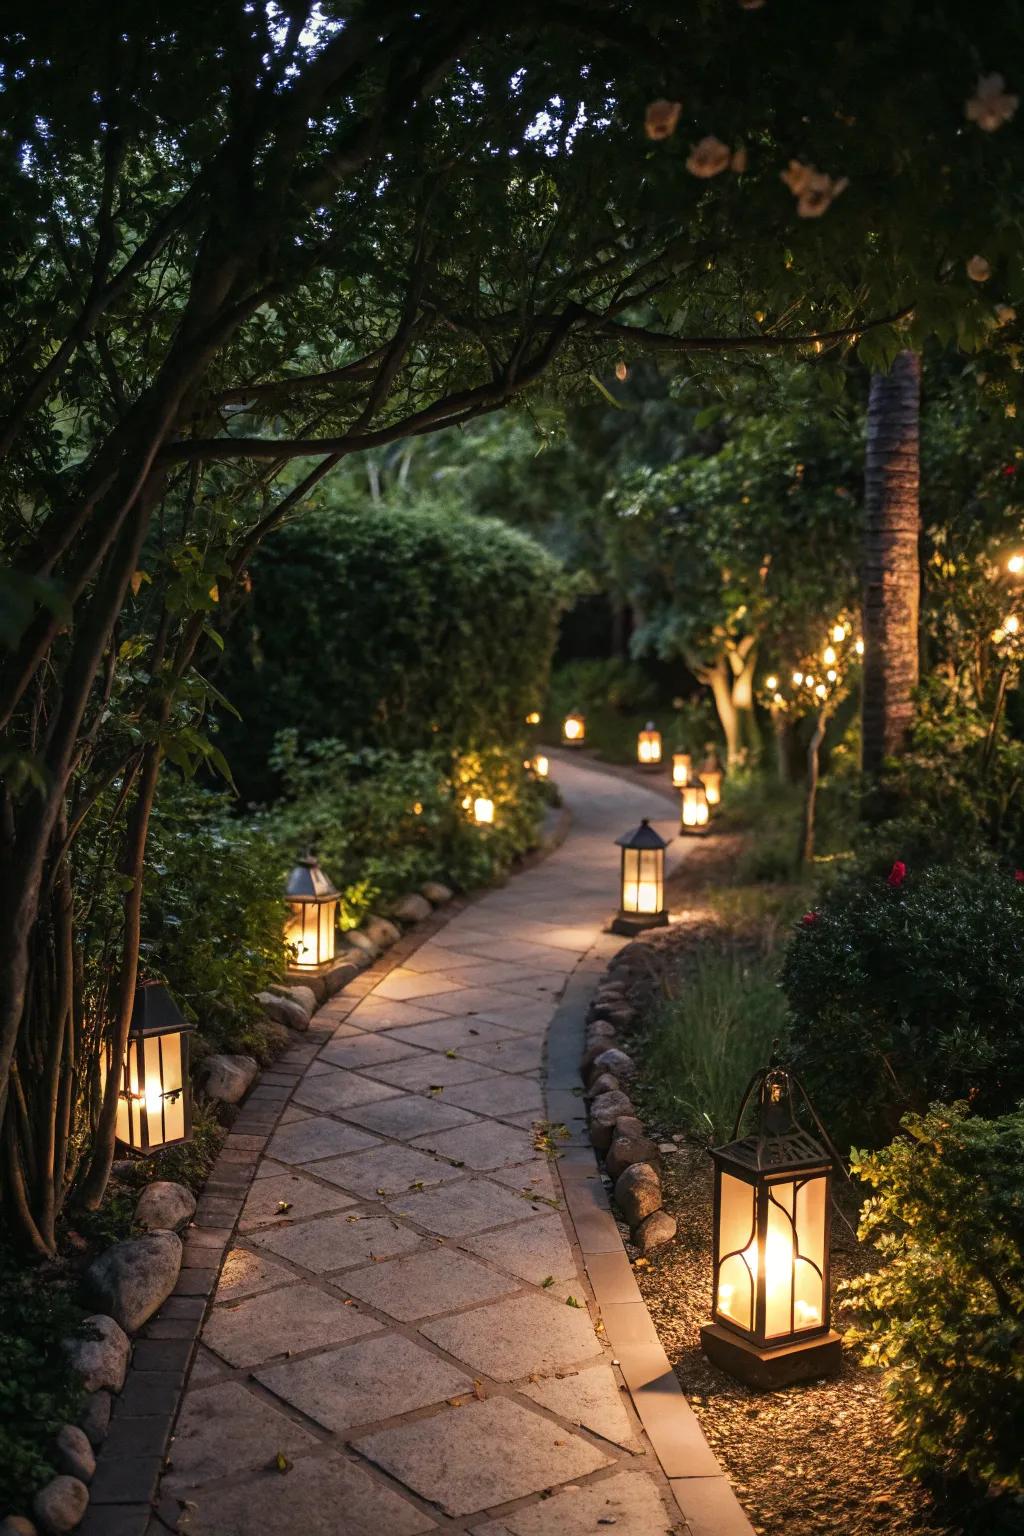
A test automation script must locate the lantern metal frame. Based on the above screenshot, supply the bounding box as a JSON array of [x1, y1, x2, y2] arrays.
[[561, 709, 586, 748], [610, 818, 669, 935], [110, 981, 196, 1154], [285, 852, 340, 973], [679, 776, 711, 836], [701, 1063, 842, 1389], [636, 720, 663, 770]]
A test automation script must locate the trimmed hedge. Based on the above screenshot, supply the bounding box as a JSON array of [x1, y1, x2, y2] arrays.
[[218, 497, 567, 797]]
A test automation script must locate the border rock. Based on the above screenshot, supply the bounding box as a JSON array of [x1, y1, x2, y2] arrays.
[[257, 991, 308, 1031], [134, 1180, 196, 1232], [588, 1088, 634, 1151], [421, 881, 453, 905], [342, 931, 379, 959], [635, 1209, 678, 1254], [77, 1391, 112, 1449], [362, 915, 401, 949], [605, 1133, 662, 1183], [200, 1053, 259, 1105], [614, 1162, 662, 1226], [62, 1316, 130, 1394], [267, 982, 316, 1020], [392, 892, 432, 923], [1, 1516, 39, 1535], [32, 1477, 88, 1535], [83, 1232, 182, 1333], [54, 1426, 95, 1485]]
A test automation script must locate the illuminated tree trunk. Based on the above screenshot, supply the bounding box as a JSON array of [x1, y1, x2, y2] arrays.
[[694, 642, 759, 768], [862, 350, 920, 778]]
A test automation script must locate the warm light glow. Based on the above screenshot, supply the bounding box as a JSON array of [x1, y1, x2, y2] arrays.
[[525, 711, 541, 725], [620, 846, 664, 914], [412, 801, 423, 815], [805, 673, 814, 687], [831, 623, 846, 644], [533, 754, 549, 778], [622, 880, 660, 913], [702, 769, 722, 806], [826, 669, 837, 682], [822, 645, 837, 666], [637, 724, 662, 764], [144, 1080, 165, 1118], [672, 752, 691, 787], [681, 786, 710, 828], [792, 671, 803, 685], [1005, 614, 1020, 634], [285, 898, 337, 970], [765, 675, 778, 692], [855, 638, 864, 656], [1009, 553, 1024, 574], [815, 683, 827, 699], [563, 714, 584, 742], [473, 797, 494, 824], [715, 1170, 827, 1340], [773, 691, 784, 705]]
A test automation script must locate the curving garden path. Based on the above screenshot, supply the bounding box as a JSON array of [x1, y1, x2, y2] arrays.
[[142, 755, 748, 1536]]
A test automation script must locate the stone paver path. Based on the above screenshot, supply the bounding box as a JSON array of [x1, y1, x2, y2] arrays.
[[168, 756, 685, 1535]]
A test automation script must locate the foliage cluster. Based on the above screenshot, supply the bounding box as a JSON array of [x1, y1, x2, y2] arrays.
[[544, 658, 715, 764], [782, 851, 1024, 1150], [0, 1259, 84, 1517], [845, 1104, 1024, 1496], [218, 499, 567, 798]]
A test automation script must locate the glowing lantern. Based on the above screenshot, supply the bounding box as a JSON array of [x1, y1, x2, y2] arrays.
[[701, 1062, 841, 1389], [473, 797, 495, 824], [532, 754, 549, 779], [1008, 553, 1024, 574], [562, 710, 585, 747], [612, 818, 669, 934], [637, 721, 662, 769], [680, 778, 710, 835], [854, 638, 864, 656], [285, 853, 340, 972], [831, 623, 846, 644], [110, 982, 195, 1152], [525, 710, 541, 725], [671, 751, 692, 787], [700, 750, 724, 807]]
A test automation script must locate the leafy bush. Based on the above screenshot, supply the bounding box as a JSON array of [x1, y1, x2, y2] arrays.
[[782, 851, 1024, 1149], [845, 1104, 1024, 1495], [217, 497, 567, 798], [141, 777, 287, 1061], [257, 732, 547, 924], [0, 1258, 85, 1516], [639, 947, 788, 1140]]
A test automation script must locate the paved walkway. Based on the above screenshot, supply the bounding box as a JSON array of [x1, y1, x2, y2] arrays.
[[168, 756, 685, 1535]]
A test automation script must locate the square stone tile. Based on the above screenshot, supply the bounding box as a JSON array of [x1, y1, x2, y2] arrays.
[[487, 1159, 560, 1201], [164, 1381, 319, 1491], [204, 1281, 381, 1367], [493, 973, 566, 1000], [427, 924, 499, 950], [360, 1054, 502, 1091], [318, 1034, 426, 1071], [310, 1144, 457, 1199], [371, 969, 470, 1002], [404, 945, 496, 974], [419, 1291, 603, 1381], [340, 1094, 480, 1140], [239, 1172, 356, 1231], [354, 1397, 612, 1517], [256, 1333, 470, 1431], [268, 1116, 380, 1165], [414, 985, 536, 1019], [442, 1076, 544, 1118], [472, 1468, 670, 1536], [340, 1245, 520, 1320], [462, 1213, 577, 1288], [523, 1364, 641, 1450], [346, 996, 452, 1032], [459, 1036, 544, 1074], [386, 1178, 541, 1237], [411, 1120, 536, 1171], [253, 1212, 424, 1273], [293, 1068, 403, 1114], [216, 1247, 296, 1301], [456, 937, 576, 968], [387, 1017, 520, 1052], [471, 1001, 555, 1034], [177, 1452, 435, 1536], [278, 1104, 312, 1124]]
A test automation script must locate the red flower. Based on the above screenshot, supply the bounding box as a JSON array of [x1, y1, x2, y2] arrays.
[[801, 911, 819, 926], [1015, 869, 1024, 883], [1003, 464, 1017, 477], [887, 860, 907, 888]]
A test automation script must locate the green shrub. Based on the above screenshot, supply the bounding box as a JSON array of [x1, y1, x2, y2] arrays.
[[845, 1104, 1024, 1495], [0, 1258, 85, 1516], [543, 658, 714, 764], [257, 732, 547, 922], [782, 850, 1024, 1149], [639, 947, 789, 1140], [217, 498, 567, 798]]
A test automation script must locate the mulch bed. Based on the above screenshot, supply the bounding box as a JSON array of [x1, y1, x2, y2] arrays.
[[610, 832, 962, 1536]]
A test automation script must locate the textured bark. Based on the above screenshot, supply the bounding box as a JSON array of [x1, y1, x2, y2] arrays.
[[862, 350, 921, 777]]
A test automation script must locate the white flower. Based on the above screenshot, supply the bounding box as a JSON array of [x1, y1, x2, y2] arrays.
[[781, 161, 849, 217], [965, 73, 1018, 132], [686, 135, 731, 178], [967, 255, 992, 282], [645, 100, 682, 141]]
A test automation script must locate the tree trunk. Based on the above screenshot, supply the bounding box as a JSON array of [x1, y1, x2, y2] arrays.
[[862, 349, 921, 779], [799, 708, 830, 867]]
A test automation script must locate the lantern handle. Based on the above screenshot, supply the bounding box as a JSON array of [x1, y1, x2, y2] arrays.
[[788, 1068, 859, 1239], [729, 1066, 768, 1140]]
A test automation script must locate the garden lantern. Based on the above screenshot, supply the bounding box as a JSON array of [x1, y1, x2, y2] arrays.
[[533, 753, 549, 779], [611, 818, 669, 934], [701, 1062, 842, 1389], [637, 721, 662, 769], [700, 749, 724, 807], [111, 981, 195, 1153], [680, 777, 710, 835], [525, 710, 541, 725], [562, 709, 585, 746], [285, 853, 340, 972], [474, 796, 495, 824], [671, 750, 691, 787]]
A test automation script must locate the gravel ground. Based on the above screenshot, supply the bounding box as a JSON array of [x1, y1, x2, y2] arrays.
[[610, 832, 965, 1536]]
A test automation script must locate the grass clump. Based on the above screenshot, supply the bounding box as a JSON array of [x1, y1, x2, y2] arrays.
[[640, 946, 789, 1141]]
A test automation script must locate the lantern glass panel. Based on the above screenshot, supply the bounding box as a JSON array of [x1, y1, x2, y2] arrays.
[[474, 797, 494, 823], [563, 714, 584, 742], [286, 898, 337, 968], [621, 847, 662, 914], [637, 728, 662, 764], [703, 769, 723, 806], [672, 752, 691, 786], [681, 785, 709, 827], [111, 1027, 188, 1151], [716, 1172, 756, 1330], [534, 754, 549, 778]]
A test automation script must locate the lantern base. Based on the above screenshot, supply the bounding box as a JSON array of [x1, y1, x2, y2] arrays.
[[679, 823, 712, 837], [700, 1323, 842, 1391], [610, 911, 668, 936], [561, 739, 585, 750]]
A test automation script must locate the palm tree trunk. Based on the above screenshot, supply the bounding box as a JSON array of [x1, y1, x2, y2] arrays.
[[862, 349, 921, 778]]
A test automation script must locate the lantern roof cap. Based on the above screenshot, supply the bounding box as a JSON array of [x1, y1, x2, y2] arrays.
[[286, 853, 339, 902], [616, 817, 669, 851], [642, 720, 658, 731], [130, 980, 195, 1037], [712, 1062, 831, 1173]]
